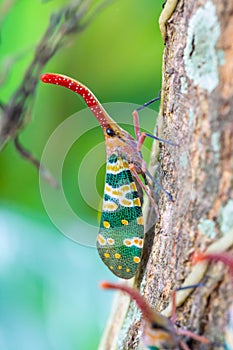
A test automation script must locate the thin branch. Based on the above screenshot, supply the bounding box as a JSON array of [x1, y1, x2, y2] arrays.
[[14, 136, 59, 187], [0, 0, 114, 160]]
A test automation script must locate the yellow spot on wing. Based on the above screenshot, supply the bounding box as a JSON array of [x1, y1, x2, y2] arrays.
[[112, 189, 122, 196], [97, 234, 106, 245], [105, 185, 111, 193], [103, 221, 110, 228], [124, 239, 132, 246], [133, 256, 141, 264], [121, 198, 132, 206], [137, 216, 144, 225], [123, 237, 143, 248], [115, 253, 121, 259], [103, 201, 118, 211], [133, 198, 141, 206], [121, 185, 130, 192], [104, 253, 110, 258], [126, 268, 131, 273], [107, 238, 115, 245], [106, 164, 121, 173], [130, 182, 137, 191], [118, 265, 122, 270], [121, 219, 128, 225]]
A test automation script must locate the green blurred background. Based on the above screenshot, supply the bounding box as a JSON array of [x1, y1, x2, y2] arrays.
[[0, 1, 164, 349]]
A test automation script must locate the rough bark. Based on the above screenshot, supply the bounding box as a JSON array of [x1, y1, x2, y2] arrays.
[[98, 1, 233, 349]]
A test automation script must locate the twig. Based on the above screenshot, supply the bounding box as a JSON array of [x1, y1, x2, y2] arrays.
[[0, 0, 114, 182]]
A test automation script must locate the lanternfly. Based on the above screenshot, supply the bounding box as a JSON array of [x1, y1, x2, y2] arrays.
[[40, 73, 171, 279]]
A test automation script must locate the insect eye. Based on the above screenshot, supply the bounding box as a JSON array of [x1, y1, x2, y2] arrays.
[[151, 322, 158, 329], [106, 127, 115, 137]]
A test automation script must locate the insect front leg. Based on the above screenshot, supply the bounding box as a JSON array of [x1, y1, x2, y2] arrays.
[[132, 109, 174, 203], [132, 107, 176, 153], [131, 91, 161, 142], [132, 109, 141, 141], [138, 131, 177, 152]]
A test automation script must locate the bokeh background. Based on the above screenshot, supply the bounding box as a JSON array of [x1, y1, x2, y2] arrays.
[[0, 1, 164, 349]]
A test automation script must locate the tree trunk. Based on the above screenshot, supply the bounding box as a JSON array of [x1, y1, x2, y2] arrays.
[[98, 1, 233, 349]]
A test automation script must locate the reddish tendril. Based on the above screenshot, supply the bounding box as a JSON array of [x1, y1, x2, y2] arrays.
[[100, 281, 154, 322], [194, 252, 233, 278]]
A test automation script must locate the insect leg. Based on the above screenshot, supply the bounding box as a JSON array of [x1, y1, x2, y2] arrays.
[[132, 110, 141, 141], [135, 92, 161, 112], [136, 132, 176, 155], [132, 91, 161, 140], [132, 93, 174, 202], [144, 132, 177, 146], [170, 288, 210, 347], [129, 163, 159, 218], [179, 340, 191, 350], [145, 168, 173, 202], [170, 290, 177, 324], [170, 283, 204, 324], [132, 132, 174, 201], [177, 328, 210, 345]]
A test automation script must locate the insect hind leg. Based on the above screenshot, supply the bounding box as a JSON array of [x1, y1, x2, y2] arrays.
[[145, 168, 173, 202]]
